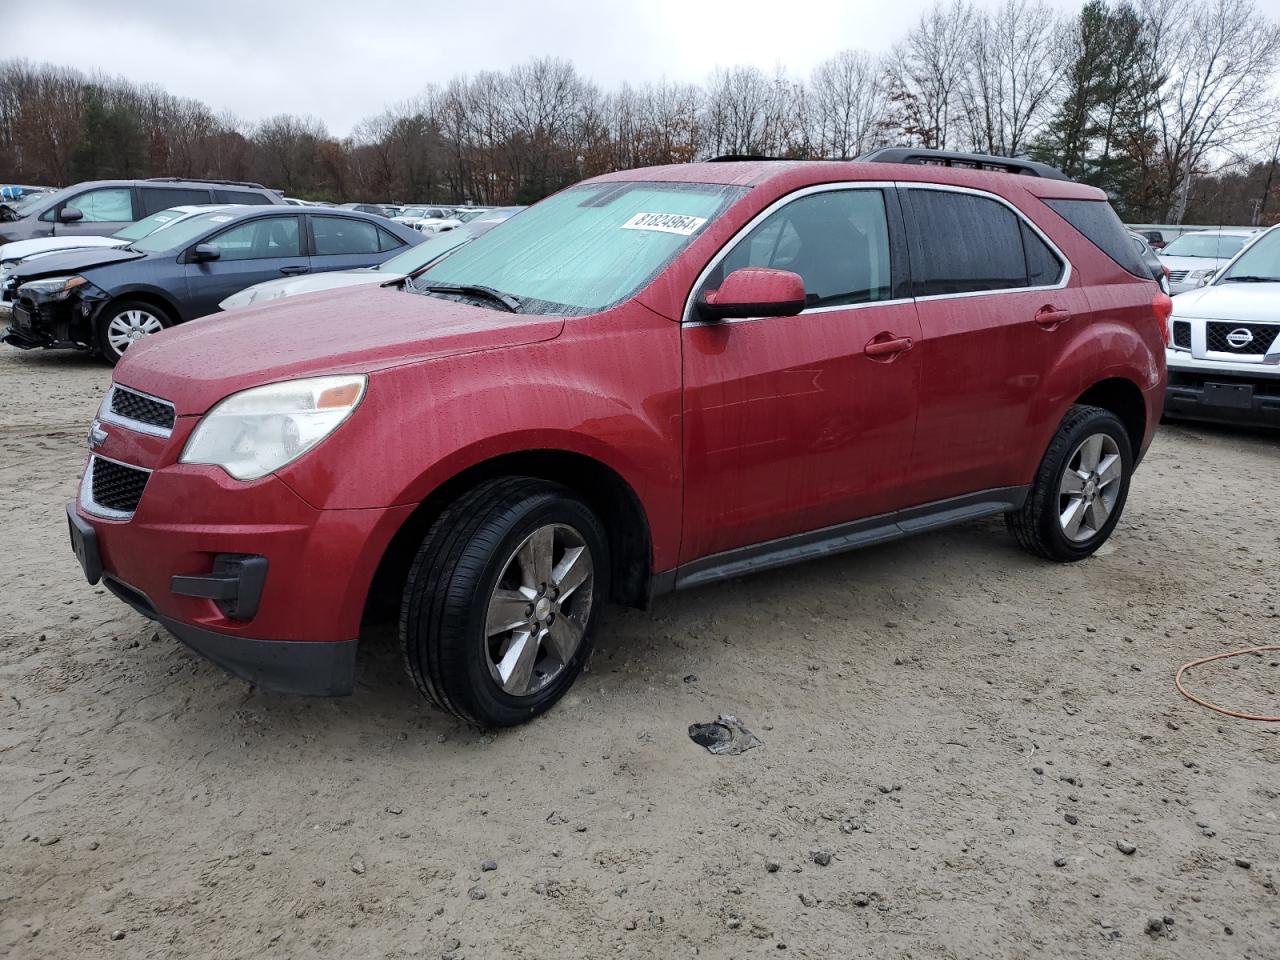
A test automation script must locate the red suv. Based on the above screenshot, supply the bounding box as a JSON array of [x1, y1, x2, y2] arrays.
[[67, 150, 1170, 726]]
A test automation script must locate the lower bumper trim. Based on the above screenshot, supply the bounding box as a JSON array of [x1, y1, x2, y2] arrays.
[[102, 575, 357, 696]]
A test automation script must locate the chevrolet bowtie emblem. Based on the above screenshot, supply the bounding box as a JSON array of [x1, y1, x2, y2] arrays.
[[88, 420, 108, 450]]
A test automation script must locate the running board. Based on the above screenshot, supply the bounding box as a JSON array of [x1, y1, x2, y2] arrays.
[[667, 486, 1029, 592]]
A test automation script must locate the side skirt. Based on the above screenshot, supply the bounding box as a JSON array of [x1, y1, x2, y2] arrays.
[[655, 486, 1029, 594]]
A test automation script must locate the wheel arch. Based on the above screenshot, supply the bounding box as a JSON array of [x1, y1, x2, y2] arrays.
[[94, 286, 182, 326], [1074, 376, 1147, 458], [363, 448, 656, 625]]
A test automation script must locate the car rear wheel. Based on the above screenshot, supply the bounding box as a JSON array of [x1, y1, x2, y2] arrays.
[[399, 477, 609, 727], [96, 300, 172, 365], [1006, 404, 1133, 562]]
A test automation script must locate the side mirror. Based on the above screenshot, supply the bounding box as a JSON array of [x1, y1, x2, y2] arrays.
[[190, 243, 221, 263], [697, 267, 806, 322], [58, 206, 84, 223]]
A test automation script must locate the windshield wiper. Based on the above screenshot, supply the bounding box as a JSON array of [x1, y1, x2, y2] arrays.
[[1220, 275, 1279, 283], [417, 281, 521, 312]]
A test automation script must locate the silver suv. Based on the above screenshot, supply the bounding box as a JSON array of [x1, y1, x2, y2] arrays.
[[0, 178, 285, 243], [1165, 224, 1280, 426]]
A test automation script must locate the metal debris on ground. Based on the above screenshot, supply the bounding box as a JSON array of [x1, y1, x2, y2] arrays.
[[688, 714, 763, 755]]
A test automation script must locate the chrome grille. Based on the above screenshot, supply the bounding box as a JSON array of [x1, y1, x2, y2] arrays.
[[106, 386, 175, 434], [1206, 321, 1280, 355], [1167, 270, 1189, 283]]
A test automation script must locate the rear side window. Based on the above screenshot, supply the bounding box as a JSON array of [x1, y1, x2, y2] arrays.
[[705, 189, 893, 308], [1043, 198, 1146, 278], [312, 216, 382, 256], [140, 186, 210, 216], [213, 189, 273, 205], [904, 190, 1028, 295]]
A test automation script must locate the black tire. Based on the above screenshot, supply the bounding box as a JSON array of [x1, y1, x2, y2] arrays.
[[95, 299, 173, 366], [1006, 404, 1133, 562], [399, 477, 610, 727]]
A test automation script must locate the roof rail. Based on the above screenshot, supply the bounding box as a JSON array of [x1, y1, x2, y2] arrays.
[[144, 177, 269, 189], [858, 148, 1069, 181], [707, 154, 798, 163]]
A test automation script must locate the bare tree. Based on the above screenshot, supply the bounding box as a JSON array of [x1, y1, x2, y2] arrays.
[[808, 50, 890, 158]]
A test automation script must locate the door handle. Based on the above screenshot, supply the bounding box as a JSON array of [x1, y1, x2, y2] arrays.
[[1035, 305, 1071, 330], [865, 335, 914, 360], [279, 265, 309, 275]]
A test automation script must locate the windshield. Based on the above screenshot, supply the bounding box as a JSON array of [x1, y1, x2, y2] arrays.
[[1162, 233, 1249, 259], [112, 208, 193, 241], [9, 190, 58, 216], [398, 206, 429, 219], [1216, 228, 1280, 283], [129, 210, 238, 253], [381, 229, 474, 273], [416, 181, 745, 314]]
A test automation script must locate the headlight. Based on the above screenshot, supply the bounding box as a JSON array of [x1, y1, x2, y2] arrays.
[[180, 375, 367, 480], [19, 274, 87, 302]]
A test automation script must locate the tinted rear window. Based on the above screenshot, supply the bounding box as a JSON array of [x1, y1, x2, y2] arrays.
[[1043, 198, 1146, 278], [904, 190, 1029, 296], [214, 189, 273, 205]]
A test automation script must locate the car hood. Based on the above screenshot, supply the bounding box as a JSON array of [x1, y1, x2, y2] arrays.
[[11, 245, 145, 282], [1171, 281, 1280, 322], [222, 269, 399, 309], [1, 235, 126, 263], [115, 284, 565, 416], [1159, 255, 1228, 273]]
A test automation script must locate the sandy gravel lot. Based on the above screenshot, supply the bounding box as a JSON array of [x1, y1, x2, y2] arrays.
[[1, 345, 1277, 960]]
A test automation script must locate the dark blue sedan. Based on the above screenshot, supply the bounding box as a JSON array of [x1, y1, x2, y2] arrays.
[[2, 207, 423, 363]]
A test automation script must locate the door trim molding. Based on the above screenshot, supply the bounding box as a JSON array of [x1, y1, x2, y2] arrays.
[[656, 486, 1029, 593]]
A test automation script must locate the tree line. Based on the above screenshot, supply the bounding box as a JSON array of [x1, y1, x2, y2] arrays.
[[1, 0, 1277, 224]]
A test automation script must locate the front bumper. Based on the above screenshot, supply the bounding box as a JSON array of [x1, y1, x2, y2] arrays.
[[68, 459, 413, 694], [68, 502, 358, 695], [1163, 356, 1280, 427]]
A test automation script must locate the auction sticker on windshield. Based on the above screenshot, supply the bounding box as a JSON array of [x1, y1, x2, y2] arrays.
[[621, 212, 708, 236]]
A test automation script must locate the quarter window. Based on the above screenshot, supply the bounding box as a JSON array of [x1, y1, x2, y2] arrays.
[[704, 189, 893, 309], [1021, 221, 1064, 287], [68, 188, 135, 223], [205, 217, 300, 261], [904, 190, 1031, 296]]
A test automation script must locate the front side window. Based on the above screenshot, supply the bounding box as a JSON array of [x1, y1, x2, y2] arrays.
[[701, 189, 893, 309], [905, 190, 1029, 296], [1217, 229, 1280, 284], [417, 181, 745, 314], [205, 217, 301, 261], [70, 188, 135, 223], [312, 216, 382, 256]]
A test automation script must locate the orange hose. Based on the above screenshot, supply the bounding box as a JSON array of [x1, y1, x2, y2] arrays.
[[1174, 645, 1280, 722]]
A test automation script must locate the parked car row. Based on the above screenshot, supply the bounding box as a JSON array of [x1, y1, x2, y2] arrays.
[[1157, 228, 1257, 294], [3, 206, 424, 362]]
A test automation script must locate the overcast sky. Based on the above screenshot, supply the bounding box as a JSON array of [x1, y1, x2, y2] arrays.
[[13, 0, 1089, 135]]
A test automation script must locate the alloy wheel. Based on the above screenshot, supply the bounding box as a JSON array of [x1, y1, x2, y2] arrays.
[[1058, 432, 1122, 542], [484, 523, 594, 697]]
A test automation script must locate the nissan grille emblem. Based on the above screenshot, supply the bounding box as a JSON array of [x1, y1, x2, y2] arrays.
[[1225, 328, 1254, 349], [88, 420, 108, 450]]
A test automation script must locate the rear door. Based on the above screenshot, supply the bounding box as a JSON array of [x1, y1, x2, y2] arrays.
[[680, 184, 922, 563], [182, 214, 308, 318], [307, 214, 406, 273], [898, 185, 1084, 506], [51, 186, 137, 236]]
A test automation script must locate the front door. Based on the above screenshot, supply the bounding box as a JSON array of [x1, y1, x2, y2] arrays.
[[183, 215, 309, 318], [680, 186, 922, 563], [53, 186, 137, 237]]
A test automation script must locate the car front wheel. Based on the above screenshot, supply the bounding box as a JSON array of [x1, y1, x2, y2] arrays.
[[96, 300, 172, 365], [399, 477, 609, 727]]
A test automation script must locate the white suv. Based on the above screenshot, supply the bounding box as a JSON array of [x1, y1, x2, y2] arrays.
[[1165, 224, 1280, 426]]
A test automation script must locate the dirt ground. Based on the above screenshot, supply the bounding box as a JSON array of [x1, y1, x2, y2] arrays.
[[1, 345, 1277, 960]]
